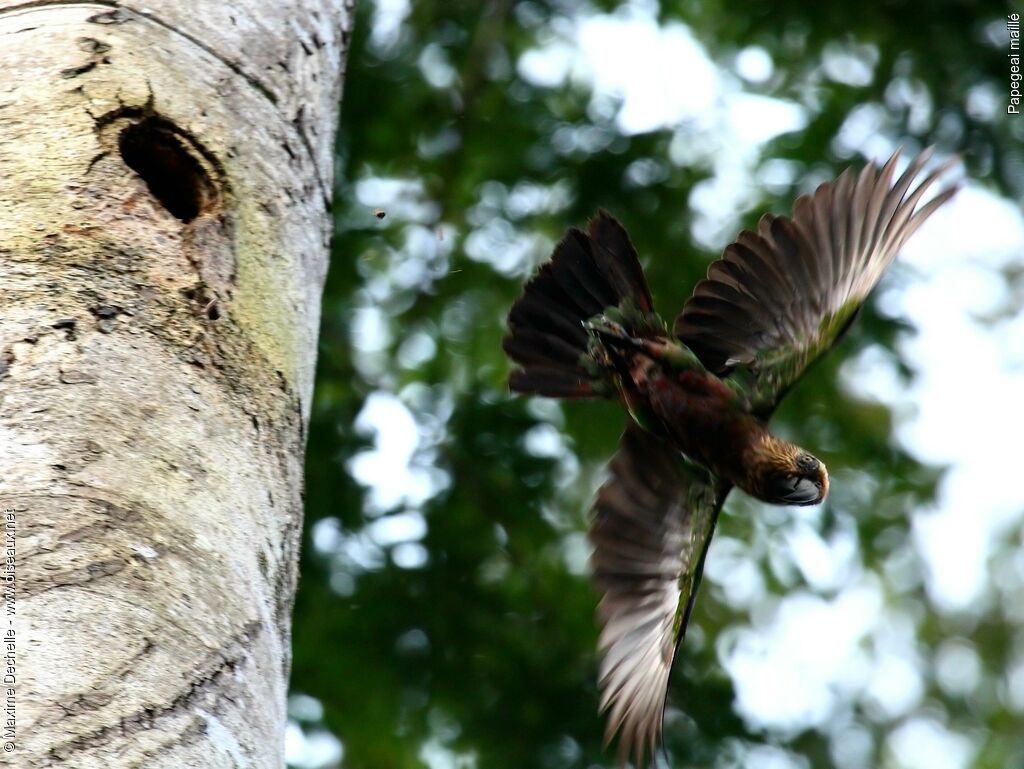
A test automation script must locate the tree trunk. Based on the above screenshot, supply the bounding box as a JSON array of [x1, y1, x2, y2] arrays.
[[0, 1, 353, 766]]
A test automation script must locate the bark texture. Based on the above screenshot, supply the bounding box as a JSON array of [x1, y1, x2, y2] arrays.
[[0, 1, 353, 766]]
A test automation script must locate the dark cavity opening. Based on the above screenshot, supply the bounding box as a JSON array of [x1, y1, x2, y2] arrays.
[[118, 118, 215, 222]]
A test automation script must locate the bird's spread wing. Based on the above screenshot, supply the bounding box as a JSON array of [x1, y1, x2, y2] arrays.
[[590, 424, 730, 767], [673, 148, 959, 415]]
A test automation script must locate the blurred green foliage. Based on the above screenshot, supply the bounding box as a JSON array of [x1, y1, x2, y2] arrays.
[[290, 1, 1023, 768]]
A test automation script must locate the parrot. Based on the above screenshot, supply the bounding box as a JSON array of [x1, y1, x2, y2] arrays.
[[502, 148, 959, 767]]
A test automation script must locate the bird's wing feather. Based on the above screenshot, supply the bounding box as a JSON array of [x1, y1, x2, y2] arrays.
[[672, 148, 959, 415], [590, 424, 730, 767]]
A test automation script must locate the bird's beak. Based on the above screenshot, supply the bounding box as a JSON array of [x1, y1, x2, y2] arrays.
[[779, 477, 821, 505]]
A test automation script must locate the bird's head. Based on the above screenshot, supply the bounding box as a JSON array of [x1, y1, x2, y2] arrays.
[[744, 433, 829, 506]]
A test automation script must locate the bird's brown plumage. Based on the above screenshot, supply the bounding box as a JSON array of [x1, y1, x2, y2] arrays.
[[674, 148, 958, 415], [590, 424, 727, 768], [503, 148, 959, 767]]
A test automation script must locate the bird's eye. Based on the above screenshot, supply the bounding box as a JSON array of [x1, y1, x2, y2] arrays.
[[797, 455, 819, 473]]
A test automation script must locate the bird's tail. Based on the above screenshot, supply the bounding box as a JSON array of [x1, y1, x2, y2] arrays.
[[503, 211, 662, 399]]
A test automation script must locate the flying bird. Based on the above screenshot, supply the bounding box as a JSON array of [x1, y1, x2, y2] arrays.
[[502, 148, 958, 767]]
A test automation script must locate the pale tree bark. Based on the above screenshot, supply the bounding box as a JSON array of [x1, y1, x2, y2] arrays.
[[0, 1, 353, 766]]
